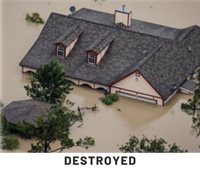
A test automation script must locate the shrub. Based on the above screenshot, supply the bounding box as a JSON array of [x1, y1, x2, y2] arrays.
[[1, 116, 34, 139], [109, 93, 119, 102], [101, 96, 113, 105], [100, 93, 119, 105], [26, 12, 45, 24], [15, 121, 35, 139], [1, 135, 19, 150], [1, 115, 11, 135]]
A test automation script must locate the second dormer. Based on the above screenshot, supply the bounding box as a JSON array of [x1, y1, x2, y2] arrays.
[[86, 32, 114, 65], [55, 25, 82, 59]]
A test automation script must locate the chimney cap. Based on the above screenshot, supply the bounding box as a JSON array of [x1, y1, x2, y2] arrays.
[[118, 5, 129, 13]]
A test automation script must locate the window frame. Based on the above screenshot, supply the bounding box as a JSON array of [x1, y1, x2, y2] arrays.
[[57, 45, 65, 57], [87, 51, 96, 65]]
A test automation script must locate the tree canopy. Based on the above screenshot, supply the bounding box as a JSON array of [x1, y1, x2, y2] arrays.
[[25, 59, 72, 104], [181, 69, 200, 136], [5, 59, 95, 152], [119, 135, 187, 153], [17, 101, 95, 153]]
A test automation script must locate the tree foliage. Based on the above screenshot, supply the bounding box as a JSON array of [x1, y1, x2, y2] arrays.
[[25, 12, 44, 24], [181, 69, 200, 136], [25, 59, 72, 104], [1, 103, 19, 151], [1, 115, 11, 136], [2, 59, 94, 152], [119, 135, 187, 153], [100, 93, 119, 105], [17, 101, 95, 153], [1, 135, 19, 150]]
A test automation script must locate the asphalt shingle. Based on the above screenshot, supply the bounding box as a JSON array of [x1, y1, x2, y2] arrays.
[[2, 100, 52, 124]]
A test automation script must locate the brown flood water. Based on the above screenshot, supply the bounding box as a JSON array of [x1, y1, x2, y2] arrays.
[[1, 0, 200, 152]]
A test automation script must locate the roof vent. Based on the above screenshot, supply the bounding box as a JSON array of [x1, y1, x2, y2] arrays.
[[122, 5, 125, 12], [69, 6, 76, 13], [188, 46, 192, 52], [142, 50, 147, 53], [170, 83, 177, 92]]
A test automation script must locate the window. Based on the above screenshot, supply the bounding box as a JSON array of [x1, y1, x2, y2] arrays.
[[57, 45, 65, 57], [88, 52, 96, 64]]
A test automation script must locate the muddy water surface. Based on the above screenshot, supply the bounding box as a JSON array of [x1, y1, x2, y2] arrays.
[[1, 0, 200, 152]]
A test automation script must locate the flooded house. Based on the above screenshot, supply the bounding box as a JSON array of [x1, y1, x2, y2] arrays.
[[19, 6, 200, 105]]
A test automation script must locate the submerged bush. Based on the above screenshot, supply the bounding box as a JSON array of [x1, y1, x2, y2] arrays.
[[109, 93, 119, 102], [1, 115, 34, 138], [100, 93, 119, 105], [1, 135, 19, 150], [101, 96, 113, 105], [25, 12, 45, 24], [1, 115, 12, 136]]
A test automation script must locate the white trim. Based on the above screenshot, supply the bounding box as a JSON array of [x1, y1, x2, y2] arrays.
[[57, 45, 65, 57], [117, 91, 157, 104], [164, 90, 178, 105], [179, 87, 195, 94], [22, 67, 36, 73]]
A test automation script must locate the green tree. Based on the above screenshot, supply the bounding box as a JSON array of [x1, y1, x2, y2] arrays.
[[1, 135, 19, 150], [25, 59, 72, 104], [119, 135, 186, 153], [1, 103, 19, 151], [25, 12, 45, 24], [17, 101, 95, 153], [181, 69, 200, 136]]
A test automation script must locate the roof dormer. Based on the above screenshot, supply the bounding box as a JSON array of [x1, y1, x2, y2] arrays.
[[114, 5, 132, 27], [55, 25, 82, 59], [86, 32, 114, 65]]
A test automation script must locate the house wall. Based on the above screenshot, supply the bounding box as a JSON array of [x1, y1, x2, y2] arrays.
[[128, 12, 132, 26], [65, 38, 78, 57], [96, 45, 109, 64], [111, 72, 163, 105], [21, 67, 163, 105], [66, 77, 108, 90], [115, 11, 131, 27]]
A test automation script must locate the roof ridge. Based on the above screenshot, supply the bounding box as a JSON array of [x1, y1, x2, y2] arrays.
[[88, 32, 112, 50], [137, 42, 165, 69], [55, 24, 80, 42], [74, 8, 179, 31], [51, 8, 183, 40], [175, 25, 198, 41], [70, 8, 113, 17], [66, 13, 165, 40]]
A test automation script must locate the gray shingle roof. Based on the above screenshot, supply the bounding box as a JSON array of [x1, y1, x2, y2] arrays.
[[180, 79, 197, 92], [2, 100, 52, 124], [19, 8, 200, 100], [70, 8, 180, 40], [139, 27, 200, 99], [55, 25, 83, 46], [20, 11, 163, 85], [87, 31, 114, 54]]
